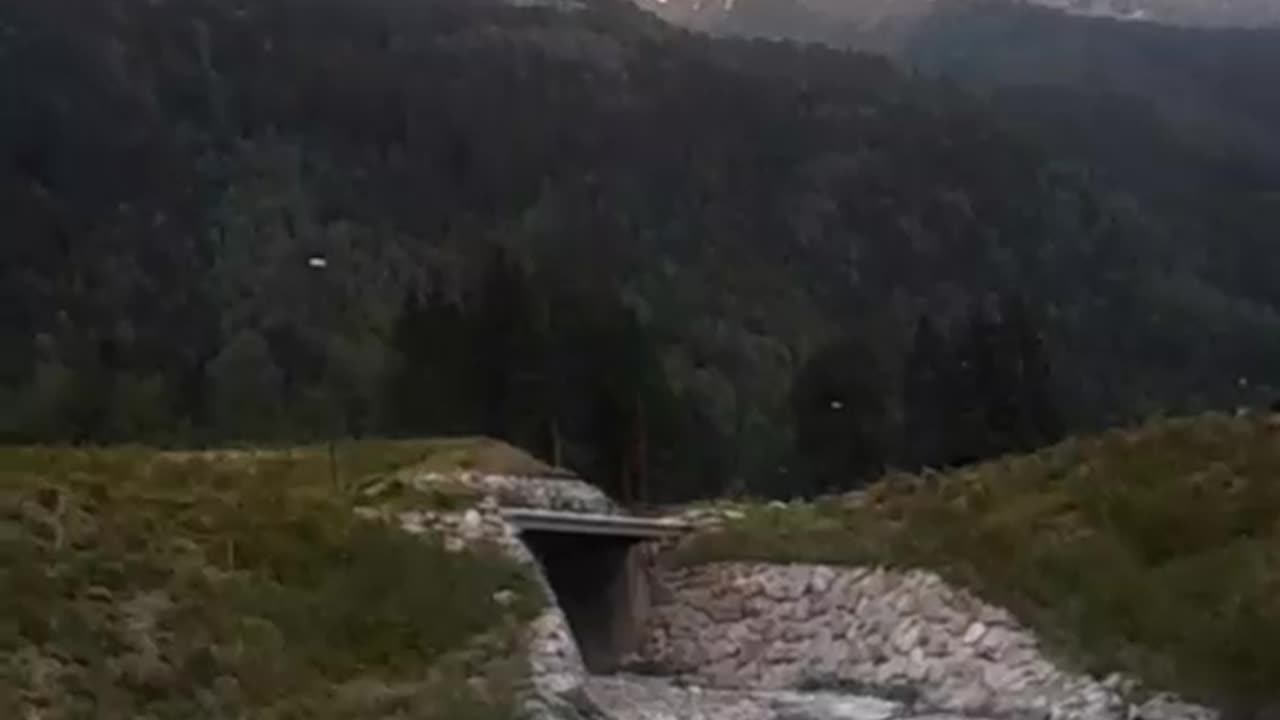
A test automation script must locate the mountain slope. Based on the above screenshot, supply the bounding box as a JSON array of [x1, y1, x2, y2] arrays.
[[904, 1, 1280, 168], [631, 0, 1280, 405], [1030, 0, 1280, 27], [902, 0, 1280, 308], [632, 0, 1280, 205], [637, 0, 1280, 30], [3, 0, 1279, 494]]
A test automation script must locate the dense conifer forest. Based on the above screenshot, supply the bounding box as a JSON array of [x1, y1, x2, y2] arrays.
[[3, 0, 1278, 500]]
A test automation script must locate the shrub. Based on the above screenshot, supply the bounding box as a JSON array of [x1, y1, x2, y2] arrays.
[[0, 441, 542, 718]]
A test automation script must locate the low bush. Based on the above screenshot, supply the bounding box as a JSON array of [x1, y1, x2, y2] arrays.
[[0, 440, 542, 718]]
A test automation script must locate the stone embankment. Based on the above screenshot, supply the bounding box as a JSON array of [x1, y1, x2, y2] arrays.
[[629, 562, 1215, 720]]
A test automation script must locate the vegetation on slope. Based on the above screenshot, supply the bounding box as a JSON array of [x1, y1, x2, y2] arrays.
[[679, 414, 1280, 708], [635, 0, 1280, 419], [6, 0, 1280, 502], [0, 439, 543, 719]]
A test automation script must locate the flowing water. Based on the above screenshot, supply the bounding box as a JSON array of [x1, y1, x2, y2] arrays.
[[583, 673, 982, 720]]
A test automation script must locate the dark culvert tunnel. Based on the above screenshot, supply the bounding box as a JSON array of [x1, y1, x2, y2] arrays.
[[520, 529, 654, 673]]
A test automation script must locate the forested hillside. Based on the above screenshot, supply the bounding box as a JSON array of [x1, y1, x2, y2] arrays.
[[1029, 0, 1280, 27], [905, 2, 1280, 334], [905, 1, 1280, 167], [3, 0, 1277, 500]]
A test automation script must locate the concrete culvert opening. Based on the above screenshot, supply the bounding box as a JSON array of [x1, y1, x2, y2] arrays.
[[520, 529, 648, 673], [503, 508, 689, 673]]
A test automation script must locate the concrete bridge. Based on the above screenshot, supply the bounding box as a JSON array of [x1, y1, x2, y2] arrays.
[[502, 508, 692, 672], [501, 508, 691, 539]]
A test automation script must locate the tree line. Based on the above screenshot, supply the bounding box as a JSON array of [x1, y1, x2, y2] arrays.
[[0, 231, 1062, 503]]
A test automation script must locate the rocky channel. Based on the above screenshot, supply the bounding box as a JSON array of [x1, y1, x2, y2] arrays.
[[371, 471, 1217, 720]]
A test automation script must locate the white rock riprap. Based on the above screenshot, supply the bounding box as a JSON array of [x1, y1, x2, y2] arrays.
[[356, 468, 617, 555], [453, 471, 620, 514], [630, 563, 1217, 720]]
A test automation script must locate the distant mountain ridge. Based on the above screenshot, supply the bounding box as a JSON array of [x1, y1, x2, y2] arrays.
[[1031, 0, 1280, 27], [636, 0, 1280, 30], [633, 0, 1280, 168]]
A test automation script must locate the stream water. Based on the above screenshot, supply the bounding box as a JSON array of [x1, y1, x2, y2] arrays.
[[584, 673, 982, 720]]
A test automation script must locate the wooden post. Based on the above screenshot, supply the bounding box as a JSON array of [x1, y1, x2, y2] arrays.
[[635, 395, 648, 506], [551, 416, 563, 468], [329, 437, 339, 492]]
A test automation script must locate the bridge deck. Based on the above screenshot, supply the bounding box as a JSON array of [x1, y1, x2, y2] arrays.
[[501, 508, 692, 539]]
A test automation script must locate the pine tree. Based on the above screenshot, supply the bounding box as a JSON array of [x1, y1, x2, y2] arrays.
[[939, 295, 1063, 465], [791, 335, 892, 496], [385, 290, 429, 434], [206, 329, 285, 440], [472, 246, 551, 454], [944, 307, 997, 465], [903, 315, 948, 470], [1001, 294, 1063, 449], [385, 284, 477, 436]]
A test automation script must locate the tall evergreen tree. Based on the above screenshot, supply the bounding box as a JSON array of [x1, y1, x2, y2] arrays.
[[900, 296, 1064, 470], [472, 246, 550, 453], [206, 329, 285, 440], [791, 335, 892, 495], [1001, 294, 1063, 449], [943, 296, 1064, 464], [385, 285, 477, 436], [903, 315, 949, 470], [970, 301, 1023, 456]]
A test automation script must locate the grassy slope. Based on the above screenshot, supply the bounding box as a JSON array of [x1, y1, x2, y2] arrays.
[[678, 414, 1280, 707], [0, 438, 548, 719]]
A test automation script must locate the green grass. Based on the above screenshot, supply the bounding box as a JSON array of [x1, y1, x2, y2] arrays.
[[0, 439, 545, 719], [677, 413, 1280, 709]]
